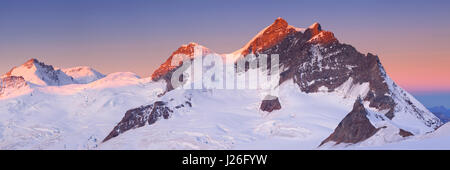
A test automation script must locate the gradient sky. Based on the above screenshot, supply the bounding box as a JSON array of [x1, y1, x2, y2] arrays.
[[1, 0, 449, 106]]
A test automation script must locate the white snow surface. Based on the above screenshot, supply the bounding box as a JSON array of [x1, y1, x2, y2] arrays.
[[100, 81, 354, 149]]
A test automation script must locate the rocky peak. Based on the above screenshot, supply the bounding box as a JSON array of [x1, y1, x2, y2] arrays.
[[173, 42, 200, 57], [234, 17, 300, 56], [308, 22, 322, 36], [319, 98, 380, 146], [4, 58, 37, 77], [62, 66, 105, 84], [148, 19, 441, 132], [151, 42, 210, 81], [307, 31, 337, 44], [23, 58, 39, 69]]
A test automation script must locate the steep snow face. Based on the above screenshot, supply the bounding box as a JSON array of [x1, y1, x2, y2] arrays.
[[3, 59, 75, 86], [62, 66, 105, 84]]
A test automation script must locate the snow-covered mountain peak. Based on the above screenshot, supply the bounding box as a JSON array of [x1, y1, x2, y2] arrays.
[[181, 42, 200, 47], [2, 58, 76, 86], [142, 18, 441, 148], [176, 42, 211, 56], [231, 19, 336, 56], [62, 66, 105, 84]]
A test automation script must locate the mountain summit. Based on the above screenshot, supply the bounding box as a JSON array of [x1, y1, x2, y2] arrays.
[[2, 58, 75, 86], [2, 59, 106, 87], [104, 18, 441, 147]]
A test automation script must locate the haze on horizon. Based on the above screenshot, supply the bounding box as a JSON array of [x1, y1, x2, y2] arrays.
[[1, 0, 450, 95]]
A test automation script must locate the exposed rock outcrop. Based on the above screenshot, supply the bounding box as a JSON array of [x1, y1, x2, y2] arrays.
[[399, 129, 414, 137], [260, 95, 281, 112], [319, 99, 380, 146], [62, 66, 105, 84], [102, 101, 173, 142], [3, 58, 76, 86], [237, 17, 299, 56], [231, 18, 440, 129]]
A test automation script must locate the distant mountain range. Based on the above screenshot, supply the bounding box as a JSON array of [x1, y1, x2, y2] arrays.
[[429, 106, 450, 123]]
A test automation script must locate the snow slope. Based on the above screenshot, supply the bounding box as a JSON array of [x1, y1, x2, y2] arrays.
[[62, 66, 105, 84], [349, 123, 450, 150], [0, 73, 164, 149], [99, 81, 354, 149], [0, 60, 444, 149]]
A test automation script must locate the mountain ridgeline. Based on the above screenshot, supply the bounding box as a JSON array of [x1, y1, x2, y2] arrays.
[[104, 18, 442, 146], [0, 18, 442, 148]]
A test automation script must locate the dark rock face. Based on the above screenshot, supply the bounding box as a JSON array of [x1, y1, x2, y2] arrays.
[[0, 76, 27, 88], [260, 96, 281, 112], [103, 101, 173, 142], [103, 99, 192, 142], [399, 129, 414, 137], [230, 19, 399, 121], [320, 99, 380, 146], [148, 19, 441, 130], [151, 43, 198, 81]]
